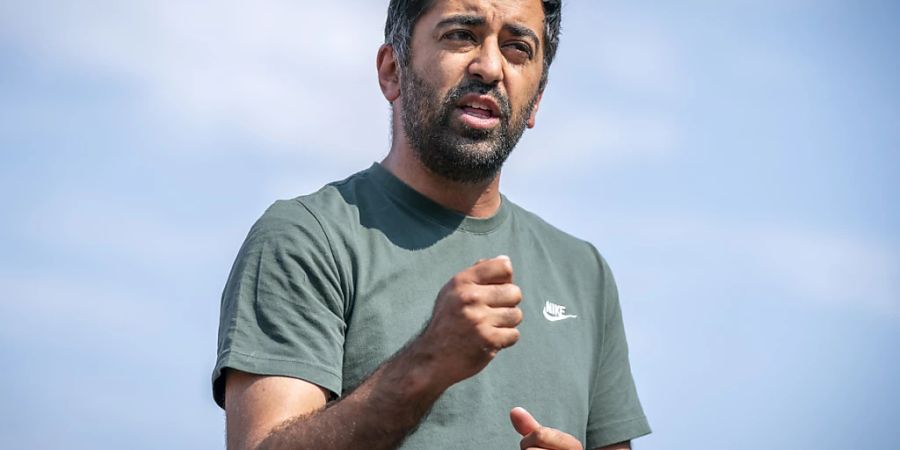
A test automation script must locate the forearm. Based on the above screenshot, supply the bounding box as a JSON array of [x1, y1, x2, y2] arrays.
[[254, 256, 521, 449], [257, 339, 447, 450]]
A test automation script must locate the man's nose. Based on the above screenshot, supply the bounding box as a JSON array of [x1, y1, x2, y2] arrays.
[[467, 38, 504, 85]]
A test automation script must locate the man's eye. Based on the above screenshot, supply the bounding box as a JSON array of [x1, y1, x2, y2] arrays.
[[444, 30, 476, 42], [505, 43, 533, 60]]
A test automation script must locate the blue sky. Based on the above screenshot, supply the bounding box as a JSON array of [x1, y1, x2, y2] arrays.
[[1, 1, 898, 448]]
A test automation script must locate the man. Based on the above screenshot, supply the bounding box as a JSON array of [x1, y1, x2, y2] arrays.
[[212, 0, 651, 449]]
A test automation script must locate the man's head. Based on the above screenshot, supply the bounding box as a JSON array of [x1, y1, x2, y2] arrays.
[[378, 0, 562, 184], [385, 0, 562, 90]]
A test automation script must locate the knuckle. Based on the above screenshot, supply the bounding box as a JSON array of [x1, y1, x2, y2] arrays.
[[442, 281, 460, 299], [463, 305, 485, 323], [460, 289, 481, 305], [479, 327, 500, 347], [450, 273, 468, 287]]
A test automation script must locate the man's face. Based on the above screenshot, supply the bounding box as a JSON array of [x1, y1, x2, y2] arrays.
[[399, 0, 546, 184]]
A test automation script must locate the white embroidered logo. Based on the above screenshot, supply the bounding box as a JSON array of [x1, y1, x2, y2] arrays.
[[543, 300, 578, 322]]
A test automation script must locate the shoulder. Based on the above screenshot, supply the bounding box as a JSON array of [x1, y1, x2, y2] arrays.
[[271, 165, 382, 231], [505, 198, 604, 266], [251, 165, 376, 237], [246, 198, 324, 247]]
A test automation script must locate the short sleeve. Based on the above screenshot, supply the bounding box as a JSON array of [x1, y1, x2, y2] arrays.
[[212, 199, 346, 409], [585, 250, 651, 448]]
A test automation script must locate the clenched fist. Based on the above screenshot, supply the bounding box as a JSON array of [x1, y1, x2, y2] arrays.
[[416, 255, 524, 387]]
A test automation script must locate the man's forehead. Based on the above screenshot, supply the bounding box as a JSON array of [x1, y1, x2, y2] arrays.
[[422, 0, 545, 33]]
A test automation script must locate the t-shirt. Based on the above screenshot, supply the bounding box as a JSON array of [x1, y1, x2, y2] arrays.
[[212, 163, 651, 449]]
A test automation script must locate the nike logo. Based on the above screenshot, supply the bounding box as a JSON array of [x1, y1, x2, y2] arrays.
[[543, 300, 577, 322]]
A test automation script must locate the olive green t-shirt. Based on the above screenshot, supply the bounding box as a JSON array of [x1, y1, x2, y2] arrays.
[[213, 163, 650, 449]]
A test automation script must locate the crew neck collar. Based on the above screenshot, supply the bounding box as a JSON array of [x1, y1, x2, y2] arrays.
[[366, 162, 511, 234]]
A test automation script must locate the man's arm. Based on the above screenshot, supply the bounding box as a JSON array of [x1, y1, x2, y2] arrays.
[[225, 372, 329, 450], [227, 338, 447, 450], [225, 256, 523, 450]]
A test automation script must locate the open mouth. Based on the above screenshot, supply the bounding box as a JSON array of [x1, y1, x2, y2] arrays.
[[460, 103, 495, 119], [456, 94, 501, 129]]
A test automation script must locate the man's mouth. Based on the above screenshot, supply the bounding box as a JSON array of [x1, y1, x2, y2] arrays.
[[461, 103, 495, 118], [456, 94, 502, 129]]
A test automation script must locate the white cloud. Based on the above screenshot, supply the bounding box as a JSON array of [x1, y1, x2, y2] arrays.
[[0, 1, 388, 155], [510, 109, 677, 173], [17, 191, 242, 276], [584, 18, 683, 95], [550, 1, 685, 97], [745, 224, 899, 314], [0, 273, 166, 341], [605, 215, 900, 317]]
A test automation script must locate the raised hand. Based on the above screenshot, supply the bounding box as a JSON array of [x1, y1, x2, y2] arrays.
[[416, 255, 524, 388]]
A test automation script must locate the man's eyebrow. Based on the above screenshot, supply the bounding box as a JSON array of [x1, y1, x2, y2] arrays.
[[435, 15, 541, 50], [435, 14, 486, 29]]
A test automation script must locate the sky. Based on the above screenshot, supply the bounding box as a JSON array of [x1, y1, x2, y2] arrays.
[[1, 0, 898, 449]]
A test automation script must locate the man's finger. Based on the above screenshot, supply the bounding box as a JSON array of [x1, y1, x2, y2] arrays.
[[483, 283, 522, 308], [467, 255, 514, 285], [510, 407, 541, 436], [491, 327, 520, 349], [489, 306, 523, 328]]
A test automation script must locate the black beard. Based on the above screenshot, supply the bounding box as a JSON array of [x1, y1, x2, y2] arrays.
[[400, 68, 538, 184]]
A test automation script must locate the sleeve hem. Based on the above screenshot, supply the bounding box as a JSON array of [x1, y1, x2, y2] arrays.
[[586, 415, 652, 449], [212, 349, 343, 409]]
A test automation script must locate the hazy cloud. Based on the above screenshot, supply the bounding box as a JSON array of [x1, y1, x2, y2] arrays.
[[1, 1, 388, 153], [611, 214, 900, 317], [511, 109, 678, 173]]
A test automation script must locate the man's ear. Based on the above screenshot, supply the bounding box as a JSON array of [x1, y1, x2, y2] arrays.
[[377, 44, 401, 103], [526, 92, 543, 128]]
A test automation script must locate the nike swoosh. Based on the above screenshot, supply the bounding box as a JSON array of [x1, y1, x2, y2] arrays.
[[543, 310, 578, 322]]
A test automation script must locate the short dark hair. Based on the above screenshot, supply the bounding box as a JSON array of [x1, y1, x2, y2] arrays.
[[384, 0, 562, 89]]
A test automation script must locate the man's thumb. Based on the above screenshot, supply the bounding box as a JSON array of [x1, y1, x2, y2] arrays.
[[510, 407, 542, 436]]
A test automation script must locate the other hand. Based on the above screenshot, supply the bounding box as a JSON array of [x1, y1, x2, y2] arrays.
[[510, 407, 584, 450]]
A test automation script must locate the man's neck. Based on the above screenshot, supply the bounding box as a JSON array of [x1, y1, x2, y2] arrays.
[[380, 147, 502, 219]]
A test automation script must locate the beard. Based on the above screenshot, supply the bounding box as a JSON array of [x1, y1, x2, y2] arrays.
[[399, 67, 539, 184]]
